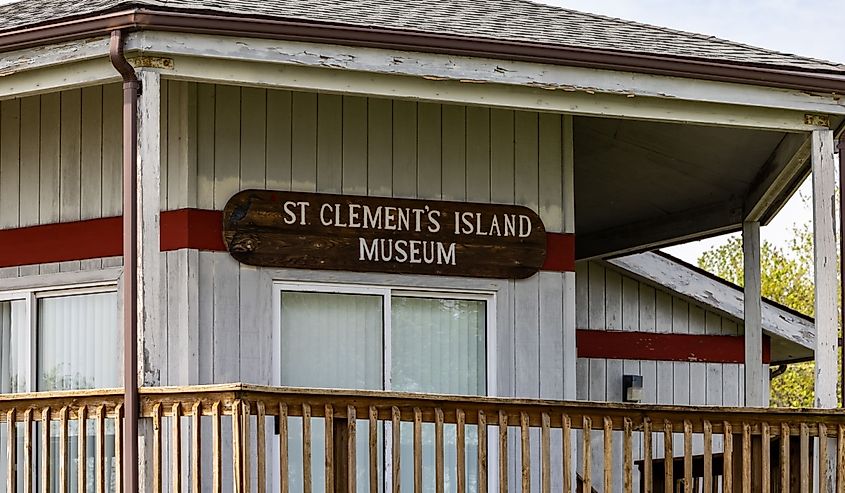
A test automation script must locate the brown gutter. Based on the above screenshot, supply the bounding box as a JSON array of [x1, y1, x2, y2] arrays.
[[108, 29, 139, 493], [1, 7, 845, 95]]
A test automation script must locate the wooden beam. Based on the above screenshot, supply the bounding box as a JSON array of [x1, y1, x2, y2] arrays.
[[744, 132, 811, 222], [742, 221, 765, 407], [0, 58, 118, 101], [576, 200, 743, 260], [0, 36, 109, 77], [811, 129, 837, 409], [129, 31, 845, 119], [160, 54, 825, 132]]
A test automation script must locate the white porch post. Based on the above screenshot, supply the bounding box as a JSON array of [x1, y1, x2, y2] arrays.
[[811, 128, 837, 408], [135, 68, 162, 493], [742, 221, 765, 406], [811, 129, 837, 492]]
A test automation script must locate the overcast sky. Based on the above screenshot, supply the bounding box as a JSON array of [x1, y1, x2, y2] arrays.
[[541, 0, 845, 264]]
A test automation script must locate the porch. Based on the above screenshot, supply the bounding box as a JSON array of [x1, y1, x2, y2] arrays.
[[2, 384, 840, 493]]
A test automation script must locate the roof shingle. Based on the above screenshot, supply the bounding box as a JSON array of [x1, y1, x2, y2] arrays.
[[1, 0, 843, 74]]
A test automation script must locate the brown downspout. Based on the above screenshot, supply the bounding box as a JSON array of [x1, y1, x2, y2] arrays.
[[839, 133, 845, 407], [109, 30, 140, 493]]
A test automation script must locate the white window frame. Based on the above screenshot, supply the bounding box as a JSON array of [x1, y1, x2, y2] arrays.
[[271, 280, 499, 491], [271, 280, 497, 396], [0, 281, 119, 393]]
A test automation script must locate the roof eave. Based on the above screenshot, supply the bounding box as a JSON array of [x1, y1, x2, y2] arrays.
[[1, 7, 844, 95]]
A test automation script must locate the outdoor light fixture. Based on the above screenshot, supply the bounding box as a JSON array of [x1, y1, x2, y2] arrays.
[[623, 375, 643, 403]]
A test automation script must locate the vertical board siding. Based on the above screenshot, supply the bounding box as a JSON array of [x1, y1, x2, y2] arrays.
[[0, 85, 124, 278], [181, 84, 573, 398], [575, 260, 752, 491]]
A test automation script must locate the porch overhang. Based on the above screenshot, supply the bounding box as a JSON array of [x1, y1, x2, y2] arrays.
[[0, 26, 841, 261]]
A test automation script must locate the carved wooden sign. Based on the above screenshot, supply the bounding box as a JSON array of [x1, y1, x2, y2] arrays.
[[223, 190, 546, 279]]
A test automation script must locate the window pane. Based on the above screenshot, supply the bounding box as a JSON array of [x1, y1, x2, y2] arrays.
[[391, 296, 486, 395], [0, 300, 27, 393], [280, 291, 383, 390], [280, 291, 384, 493], [38, 292, 120, 391], [392, 296, 486, 492]]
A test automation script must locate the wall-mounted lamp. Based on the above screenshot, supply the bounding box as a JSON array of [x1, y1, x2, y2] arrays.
[[623, 375, 643, 403]]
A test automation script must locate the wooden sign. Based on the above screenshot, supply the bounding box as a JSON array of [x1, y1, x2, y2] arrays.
[[222, 190, 546, 279]]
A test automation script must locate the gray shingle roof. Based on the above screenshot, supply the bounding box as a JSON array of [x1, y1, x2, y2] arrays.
[[1, 0, 843, 74]]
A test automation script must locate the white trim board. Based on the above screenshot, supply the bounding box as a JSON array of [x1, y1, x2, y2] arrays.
[[0, 30, 838, 131]]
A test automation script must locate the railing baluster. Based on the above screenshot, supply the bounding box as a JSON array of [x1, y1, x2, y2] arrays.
[[478, 410, 487, 493], [723, 421, 732, 493], [663, 420, 672, 493], [114, 404, 123, 493], [540, 413, 550, 493], [413, 408, 422, 493], [60, 406, 68, 493], [325, 404, 334, 493], [368, 406, 377, 493], [562, 414, 571, 493], [498, 411, 508, 493], [761, 422, 770, 493], [7, 408, 16, 493], [96, 405, 105, 493], [582, 416, 591, 493], [302, 403, 312, 493], [780, 423, 789, 493], [683, 420, 692, 493], [232, 401, 242, 493], [256, 402, 266, 493], [623, 418, 633, 493], [153, 403, 162, 493], [41, 407, 51, 493], [212, 401, 222, 493], [279, 403, 289, 493], [458, 409, 467, 493], [391, 406, 400, 493], [819, 423, 828, 493], [24, 408, 32, 493], [435, 408, 444, 493], [519, 412, 528, 493], [742, 422, 750, 493], [839, 425, 845, 493], [643, 418, 652, 493], [192, 402, 202, 493], [172, 403, 182, 493], [78, 406, 87, 493], [703, 420, 712, 493], [800, 423, 809, 493], [347, 406, 357, 493], [243, 402, 251, 493], [604, 417, 613, 493]]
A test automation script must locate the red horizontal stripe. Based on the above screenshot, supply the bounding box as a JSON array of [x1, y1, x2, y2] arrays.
[[0, 216, 123, 268], [543, 232, 575, 272], [577, 329, 771, 364], [160, 209, 226, 252], [0, 209, 574, 273]]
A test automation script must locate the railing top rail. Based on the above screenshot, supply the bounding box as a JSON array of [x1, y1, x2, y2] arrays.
[[0, 383, 843, 428], [139, 383, 845, 421]]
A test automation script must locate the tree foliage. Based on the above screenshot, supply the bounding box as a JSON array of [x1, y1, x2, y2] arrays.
[[697, 224, 817, 408]]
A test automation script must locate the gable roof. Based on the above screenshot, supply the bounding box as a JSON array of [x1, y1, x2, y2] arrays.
[[607, 251, 814, 364], [1, 0, 844, 92]]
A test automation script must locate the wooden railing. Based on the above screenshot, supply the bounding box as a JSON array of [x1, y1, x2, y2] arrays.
[[0, 384, 844, 492]]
